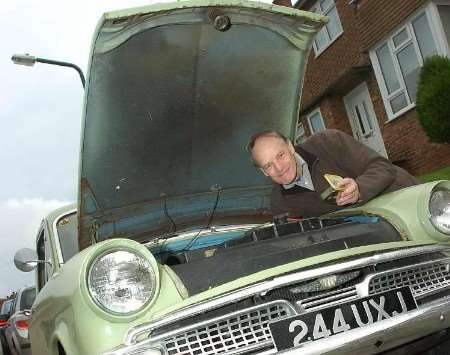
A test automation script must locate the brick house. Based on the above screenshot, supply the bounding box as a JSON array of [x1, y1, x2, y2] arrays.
[[286, 0, 450, 175]]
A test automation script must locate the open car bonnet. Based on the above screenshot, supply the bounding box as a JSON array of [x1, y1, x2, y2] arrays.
[[78, 0, 326, 249]]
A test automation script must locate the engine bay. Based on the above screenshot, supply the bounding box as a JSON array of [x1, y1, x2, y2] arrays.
[[148, 215, 403, 295]]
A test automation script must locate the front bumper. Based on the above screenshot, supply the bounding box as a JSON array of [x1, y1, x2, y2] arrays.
[[104, 245, 450, 355], [279, 295, 450, 355], [104, 296, 450, 355]]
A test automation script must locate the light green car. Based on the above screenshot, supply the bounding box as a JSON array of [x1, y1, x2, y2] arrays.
[[14, 1, 450, 354]]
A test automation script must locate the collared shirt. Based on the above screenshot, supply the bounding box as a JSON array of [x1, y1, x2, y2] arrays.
[[283, 153, 315, 191]]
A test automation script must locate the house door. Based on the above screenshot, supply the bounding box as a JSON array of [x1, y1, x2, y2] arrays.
[[344, 82, 388, 157]]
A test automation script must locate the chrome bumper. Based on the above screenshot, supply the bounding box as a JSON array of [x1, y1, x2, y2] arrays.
[[279, 296, 450, 355], [105, 296, 450, 355], [104, 245, 450, 355]]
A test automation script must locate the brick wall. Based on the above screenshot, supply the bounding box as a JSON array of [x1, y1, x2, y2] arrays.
[[294, 0, 450, 175], [300, 0, 363, 110], [320, 96, 353, 134], [300, 95, 353, 136], [360, 71, 450, 175], [357, 0, 428, 52]]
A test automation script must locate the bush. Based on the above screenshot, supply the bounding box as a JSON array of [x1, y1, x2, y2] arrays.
[[416, 55, 450, 143]]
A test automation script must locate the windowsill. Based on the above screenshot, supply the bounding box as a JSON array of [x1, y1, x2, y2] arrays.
[[384, 102, 416, 124], [313, 31, 344, 58]]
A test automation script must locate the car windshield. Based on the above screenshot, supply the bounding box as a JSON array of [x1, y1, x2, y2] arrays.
[[56, 212, 79, 262], [1, 300, 13, 315], [20, 288, 36, 310]]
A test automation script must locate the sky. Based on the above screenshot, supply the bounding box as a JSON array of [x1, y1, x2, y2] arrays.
[[0, 0, 179, 297]]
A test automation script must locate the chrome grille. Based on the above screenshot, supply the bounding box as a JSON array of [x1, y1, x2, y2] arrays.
[[159, 301, 294, 355], [299, 286, 358, 312], [369, 260, 450, 298]]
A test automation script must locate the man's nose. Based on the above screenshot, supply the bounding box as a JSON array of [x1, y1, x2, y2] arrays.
[[273, 160, 283, 173]]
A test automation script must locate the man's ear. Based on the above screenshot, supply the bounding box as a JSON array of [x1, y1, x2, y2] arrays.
[[259, 167, 269, 177]]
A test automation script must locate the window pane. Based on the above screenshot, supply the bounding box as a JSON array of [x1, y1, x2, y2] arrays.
[[312, 0, 341, 54], [56, 212, 79, 262], [390, 92, 408, 114], [20, 288, 36, 310], [355, 105, 366, 135], [37, 232, 46, 290], [412, 13, 437, 59], [376, 44, 401, 94], [393, 28, 409, 48], [44, 233, 53, 280], [362, 102, 373, 130], [397, 43, 420, 101], [320, 0, 333, 12], [295, 123, 306, 144], [315, 27, 329, 51], [309, 112, 326, 133], [326, 6, 341, 40], [297, 123, 305, 136], [1, 301, 12, 315], [438, 5, 450, 46]]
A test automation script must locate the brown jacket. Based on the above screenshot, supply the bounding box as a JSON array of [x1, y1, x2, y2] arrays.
[[271, 129, 418, 218]]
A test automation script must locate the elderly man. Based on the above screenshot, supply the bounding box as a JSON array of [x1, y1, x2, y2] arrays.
[[248, 129, 418, 218]]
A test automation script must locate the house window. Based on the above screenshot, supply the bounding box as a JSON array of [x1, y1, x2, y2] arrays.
[[437, 4, 450, 46], [370, 4, 448, 120], [307, 108, 326, 134], [295, 122, 307, 145], [311, 0, 343, 56]]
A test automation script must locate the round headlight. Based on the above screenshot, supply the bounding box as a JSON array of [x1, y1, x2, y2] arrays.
[[429, 188, 450, 235], [88, 249, 157, 315]]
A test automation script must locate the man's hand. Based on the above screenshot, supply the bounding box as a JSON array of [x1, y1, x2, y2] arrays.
[[336, 178, 360, 206]]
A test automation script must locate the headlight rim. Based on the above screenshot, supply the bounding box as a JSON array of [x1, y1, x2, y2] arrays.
[[429, 185, 450, 236], [87, 246, 159, 317]]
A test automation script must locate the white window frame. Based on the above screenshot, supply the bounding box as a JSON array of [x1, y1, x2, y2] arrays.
[[307, 108, 326, 134], [295, 121, 307, 145], [311, 0, 344, 57], [369, 2, 449, 121], [434, 1, 450, 54]]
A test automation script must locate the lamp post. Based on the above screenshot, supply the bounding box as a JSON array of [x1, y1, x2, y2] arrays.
[[11, 53, 85, 88]]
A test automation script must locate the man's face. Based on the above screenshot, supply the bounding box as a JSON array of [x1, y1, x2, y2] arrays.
[[251, 135, 297, 185]]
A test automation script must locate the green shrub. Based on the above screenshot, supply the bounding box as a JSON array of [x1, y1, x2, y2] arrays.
[[416, 55, 450, 143]]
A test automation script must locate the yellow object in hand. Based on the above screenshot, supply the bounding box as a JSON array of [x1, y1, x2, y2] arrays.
[[320, 174, 345, 202], [324, 174, 345, 191]]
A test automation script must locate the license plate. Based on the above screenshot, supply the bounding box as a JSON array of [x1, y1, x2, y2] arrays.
[[269, 286, 417, 351]]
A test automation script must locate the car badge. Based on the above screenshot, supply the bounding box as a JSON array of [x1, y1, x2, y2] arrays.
[[289, 271, 361, 293]]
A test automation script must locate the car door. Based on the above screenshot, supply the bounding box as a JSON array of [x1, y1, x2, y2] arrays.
[[35, 224, 55, 292]]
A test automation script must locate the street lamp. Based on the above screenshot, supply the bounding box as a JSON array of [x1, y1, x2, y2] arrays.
[[11, 53, 85, 88]]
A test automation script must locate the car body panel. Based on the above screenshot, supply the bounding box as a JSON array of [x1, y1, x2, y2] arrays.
[[30, 236, 187, 354], [337, 180, 450, 242], [16, 0, 450, 354], [29, 182, 448, 354]]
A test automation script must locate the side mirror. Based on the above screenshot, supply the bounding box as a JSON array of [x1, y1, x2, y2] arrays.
[[14, 248, 39, 272]]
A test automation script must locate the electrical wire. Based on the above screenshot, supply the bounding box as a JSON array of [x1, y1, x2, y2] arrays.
[[158, 193, 177, 254], [161, 192, 177, 234], [182, 185, 221, 252]]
